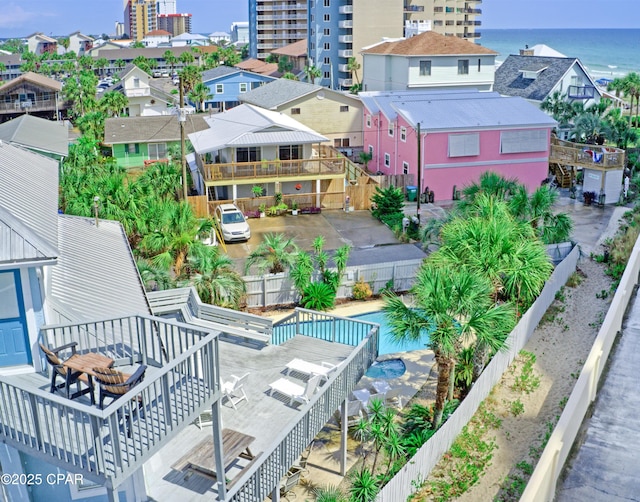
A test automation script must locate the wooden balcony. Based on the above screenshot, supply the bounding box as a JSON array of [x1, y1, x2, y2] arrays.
[[0, 315, 218, 491], [202, 157, 346, 185], [0, 97, 63, 115], [550, 137, 625, 171]]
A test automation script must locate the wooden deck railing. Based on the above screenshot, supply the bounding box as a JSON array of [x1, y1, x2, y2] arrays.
[[202, 157, 346, 182], [0, 98, 61, 113], [550, 137, 625, 169], [0, 315, 218, 489]]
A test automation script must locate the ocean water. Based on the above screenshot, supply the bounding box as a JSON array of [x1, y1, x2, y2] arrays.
[[480, 29, 640, 78]]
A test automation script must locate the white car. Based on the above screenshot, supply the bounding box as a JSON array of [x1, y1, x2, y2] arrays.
[[215, 204, 251, 242]]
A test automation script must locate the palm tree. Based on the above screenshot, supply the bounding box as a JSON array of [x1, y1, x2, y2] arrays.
[[622, 72, 640, 126], [244, 233, 299, 275], [303, 65, 322, 84], [115, 58, 126, 71], [540, 91, 573, 126], [572, 112, 611, 144], [179, 51, 195, 66], [94, 57, 109, 76], [163, 50, 178, 74], [179, 246, 246, 308], [99, 90, 128, 117], [384, 261, 514, 428], [188, 82, 212, 112], [347, 57, 361, 85], [178, 65, 202, 93]]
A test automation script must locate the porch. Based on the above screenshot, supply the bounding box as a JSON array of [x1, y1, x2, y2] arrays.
[[0, 307, 379, 501]]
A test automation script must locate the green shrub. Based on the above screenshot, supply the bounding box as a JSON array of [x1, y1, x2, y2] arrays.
[[371, 185, 404, 221], [352, 278, 373, 300], [301, 282, 336, 310]]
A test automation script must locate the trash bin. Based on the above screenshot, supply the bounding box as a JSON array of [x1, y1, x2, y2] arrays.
[[406, 185, 417, 201]]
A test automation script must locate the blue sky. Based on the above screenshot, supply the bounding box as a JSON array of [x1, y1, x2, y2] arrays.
[[0, 0, 637, 38]]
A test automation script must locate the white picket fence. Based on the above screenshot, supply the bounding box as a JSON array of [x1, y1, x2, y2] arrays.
[[376, 245, 580, 501]]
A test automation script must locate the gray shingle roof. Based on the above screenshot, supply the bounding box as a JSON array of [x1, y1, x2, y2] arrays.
[[0, 115, 68, 157], [202, 66, 239, 81], [239, 79, 321, 109], [494, 55, 583, 102], [49, 215, 150, 322], [104, 115, 209, 144], [0, 141, 59, 254]]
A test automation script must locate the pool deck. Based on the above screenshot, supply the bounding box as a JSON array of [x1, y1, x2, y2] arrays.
[[265, 300, 437, 497]]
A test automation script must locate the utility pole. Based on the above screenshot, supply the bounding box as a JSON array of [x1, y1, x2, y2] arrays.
[[179, 77, 188, 200], [416, 121, 421, 223]]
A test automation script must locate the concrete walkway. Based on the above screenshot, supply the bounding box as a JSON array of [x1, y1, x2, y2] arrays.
[[557, 292, 640, 501]]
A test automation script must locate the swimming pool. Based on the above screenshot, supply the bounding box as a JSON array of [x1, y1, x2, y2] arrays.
[[352, 311, 431, 355]]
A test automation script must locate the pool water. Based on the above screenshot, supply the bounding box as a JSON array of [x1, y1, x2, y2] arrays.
[[352, 311, 430, 355], [365, 358, 407, 379]]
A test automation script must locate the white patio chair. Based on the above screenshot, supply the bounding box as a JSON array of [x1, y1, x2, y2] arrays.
[[269, 374, 322, 407], [383, 387, 404, 410], [222, 373, 250, 410], [285, 358, 338, 383], [336, 399, 365, 428]]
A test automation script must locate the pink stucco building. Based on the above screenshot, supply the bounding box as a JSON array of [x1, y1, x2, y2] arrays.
[[360, 90, 557, 201]]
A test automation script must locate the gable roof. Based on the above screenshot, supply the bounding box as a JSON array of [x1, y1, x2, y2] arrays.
[[48, 216, 151, 321], [362, 31, 497, 56], [239, 78, 359, 109], [0, 142, 59, 261], [69, 31, 94, 41], [146, 29, 172, 37], [202, 66, 278, 84], [271, 39, 307, 58], [189, 104, 328, 154], [360, 90, 557, 131], [104, 115, 209, 145], [27, 32, 57, 43], [0, 115, 68, 157], [493, 55, 599, 102], [0, 72, 62, 93]]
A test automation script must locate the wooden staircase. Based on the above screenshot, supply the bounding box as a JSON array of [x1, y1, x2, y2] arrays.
[[550, 163, 573, 188]]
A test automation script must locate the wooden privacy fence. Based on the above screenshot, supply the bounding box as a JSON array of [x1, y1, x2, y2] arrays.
[[375, 245, 580, 501], [187, 195, 209, 218], [243, 259, 424, 308]]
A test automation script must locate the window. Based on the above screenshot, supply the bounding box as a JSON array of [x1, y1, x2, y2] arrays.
[[340, 105, 349, 112], [400, 126, 407, 142], [457, 59, 469, 75], [500, 130, 548, 154], [324, 13, 330, 22], [324, 42, 330, 50], [384, 153, 390, 167], [279, 144, 301, 160], [323, 0, 330, 6], [215, 83, 224, 93], [291, 107, 301, 114], [419, 60, 431, 76], [236, 146, 260, 162], [366, 114, 371, 127], [334, 138, 350, 147], [133, 77, 140, 88], [477, 58, 481, 72], [323, 57, 330, 65], [368, 145, 373, 156], [324, 28, 330, 36], [148, 142, 167, 160], [403, 161, 409, 174], [448, 133, 479, 157], [323, 71, 330, 79], [125, 143, 139, 155], [388, 124, 394, 137], [239, 83, 248, 93]]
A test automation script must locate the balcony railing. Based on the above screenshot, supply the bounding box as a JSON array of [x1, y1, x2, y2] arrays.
[[338, 49, 353, 58], [338, 35, 353, 43], [339, 4, 353, 13], [202, 157, 346, 183], [339, 78, 353, 88], [550, 137, 625, 169], [0, 315, 218, 489], [124, 87, 150, 98], [568, 85, 596, 100], [0, 97, 62, 114], [339, 20, 353, 28]]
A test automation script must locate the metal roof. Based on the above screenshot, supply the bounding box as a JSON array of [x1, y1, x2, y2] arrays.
[[0, 115, 69, 157], [104, 115, 208, 145], [189, 104, 327, 154], [0, 206, 58, 266], [49, 215, 151, 322], [0, 141, 59, 253]]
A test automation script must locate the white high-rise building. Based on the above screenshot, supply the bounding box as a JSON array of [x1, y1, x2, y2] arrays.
[[156, 0, 176, 15]]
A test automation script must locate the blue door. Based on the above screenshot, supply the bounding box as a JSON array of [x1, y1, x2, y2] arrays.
[[0, 270, 31, 367]]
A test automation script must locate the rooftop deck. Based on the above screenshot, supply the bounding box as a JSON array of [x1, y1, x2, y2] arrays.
[[549, 137, 625, 171], [0, 302, 379, 501]]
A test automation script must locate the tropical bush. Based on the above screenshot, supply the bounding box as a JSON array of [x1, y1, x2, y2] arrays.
[[352, 278, 373, 300], [371, 185, 404, 222]]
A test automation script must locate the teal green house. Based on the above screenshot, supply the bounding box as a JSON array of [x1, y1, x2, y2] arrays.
[[104, 115, 208, 169]]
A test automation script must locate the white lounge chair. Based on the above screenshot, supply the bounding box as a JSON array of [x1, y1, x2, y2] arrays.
[[336, 399, 365, 427], [222, 373, 249, 410], [285, 358, 338, 382], [269, 374, 322, 406]]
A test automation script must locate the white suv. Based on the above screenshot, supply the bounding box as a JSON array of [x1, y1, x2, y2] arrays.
[[215, 204, 251, 242]]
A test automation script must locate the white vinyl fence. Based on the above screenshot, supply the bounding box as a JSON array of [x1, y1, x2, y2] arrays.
[[243, 259, 423, 308], [376, 245, 581, 501], [521, 234, 640, 501]]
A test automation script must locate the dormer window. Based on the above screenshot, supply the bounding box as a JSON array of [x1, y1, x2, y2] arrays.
[[519, 64, 548, 80]]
